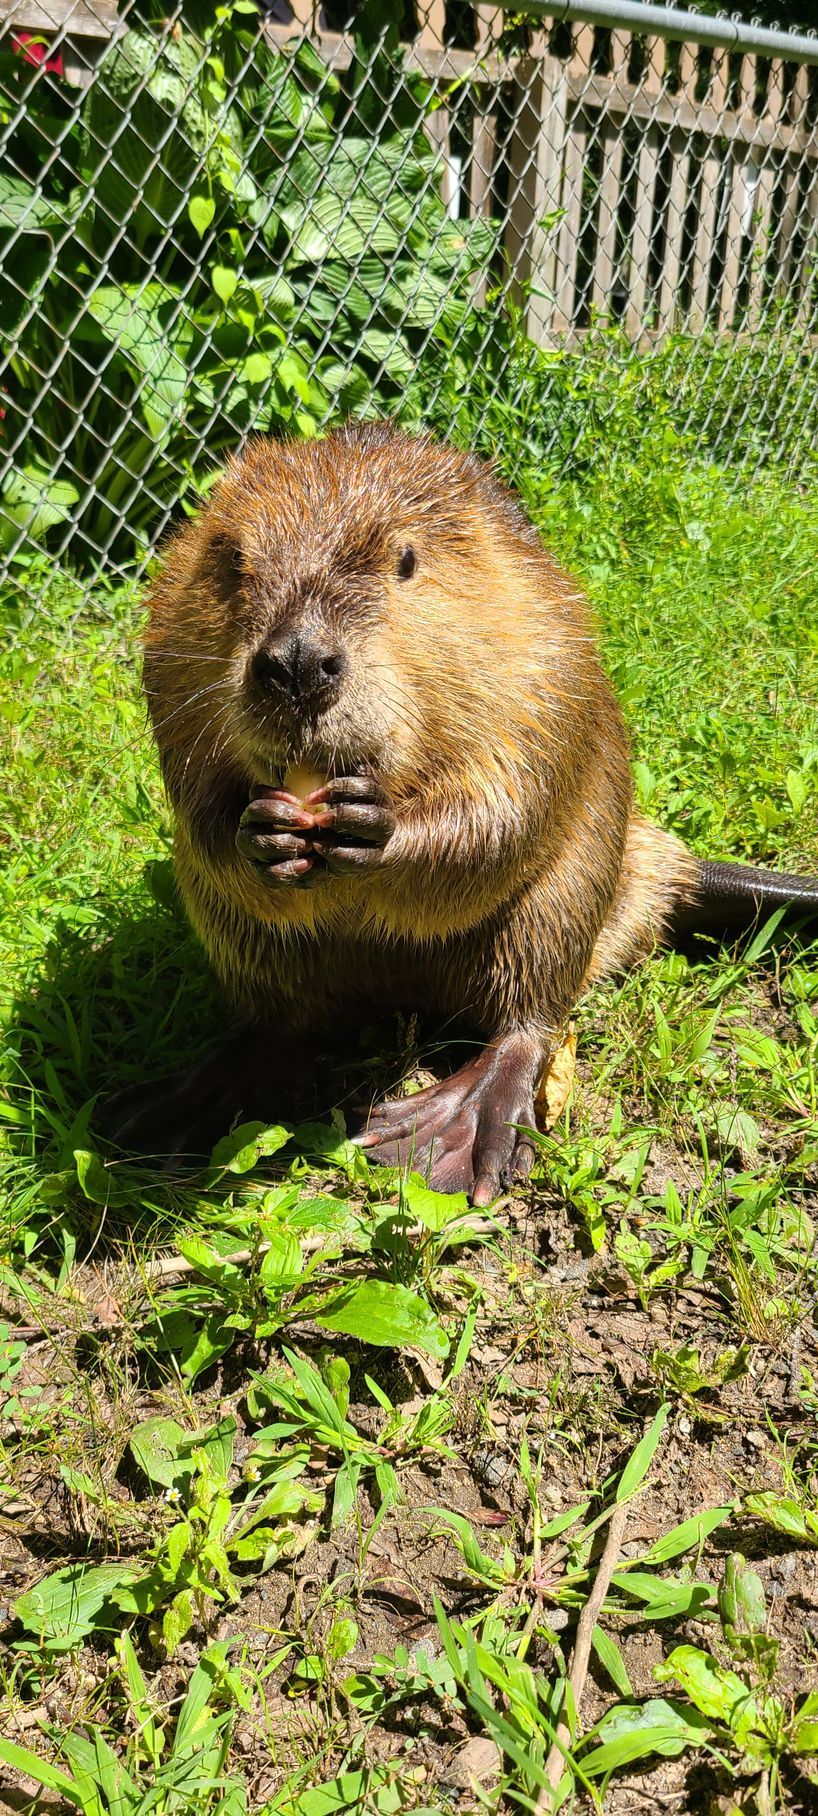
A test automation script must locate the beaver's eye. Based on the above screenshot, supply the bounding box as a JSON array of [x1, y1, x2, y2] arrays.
[[396, 546, 417, 581]]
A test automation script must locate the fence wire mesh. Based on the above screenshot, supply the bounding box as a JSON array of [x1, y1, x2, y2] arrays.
[[2, 0, 818, 595]]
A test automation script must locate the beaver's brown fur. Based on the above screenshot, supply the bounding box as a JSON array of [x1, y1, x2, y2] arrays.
[[133, 421, 703, 1200]]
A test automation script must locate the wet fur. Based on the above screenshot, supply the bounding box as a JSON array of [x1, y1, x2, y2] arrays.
[[145, 423, 699, 1055]]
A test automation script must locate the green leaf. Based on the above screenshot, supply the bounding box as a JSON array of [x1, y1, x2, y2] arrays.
[[212, 264, 239, 305], [611, 1572, 713, 1620], [81, 282, 190, 432], [73, 1148, 118, 1205], [163, 1589, 195, 1658], [617, 1404, 668, 1501], [210, 1120, 290, 1173], [280, 192, 404, 265], [400, 1176, 470, 1229], [714, 1106, 761, 1161], [584, 1697, 713, 1775], [84, 25, 242, 245], [733, 1027, 783, 1072], [0, 1740, 82, 1804], [654, 1644, 755, 1728], [719, 1552, 766, 1638], [793, 1718, 818, 1754], [742, 906, 790, 964], [178, 1312, 235, 1384], [243, 351, 274, 385], [189, 193, 216, 236], [177, 1415, 236, 1484], [15, 1561, 140, 1650], [641, 1504, 734, 1565], [277, 1768, 404, 1815], [591, 1625, 633, 1696], [744, 1490, 818, 1546], [0, 172, 81, 233], [259, 1230, 302, 1289], [170, 1640, 233, 1755], [130, 1416, 192, 1490], [315, 1279, 449, 1360], [327, 1616, 358, 1661], [1, 467, 80, 549]]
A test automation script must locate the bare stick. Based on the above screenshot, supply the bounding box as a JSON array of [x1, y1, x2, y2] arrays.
[[538, 1497, 631, 1806], [144, 1210, 497, 1281]]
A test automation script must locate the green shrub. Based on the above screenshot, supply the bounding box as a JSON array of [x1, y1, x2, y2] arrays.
[[1, 2, 497, 565]]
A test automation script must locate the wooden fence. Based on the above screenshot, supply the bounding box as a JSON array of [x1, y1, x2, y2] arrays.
[[3, 0, 818, 342]]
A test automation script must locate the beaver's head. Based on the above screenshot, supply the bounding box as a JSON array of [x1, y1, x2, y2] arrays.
[[144, 422, 581, 823]]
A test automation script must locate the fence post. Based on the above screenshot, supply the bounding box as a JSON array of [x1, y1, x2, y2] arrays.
[[505, 36, 569, 344]]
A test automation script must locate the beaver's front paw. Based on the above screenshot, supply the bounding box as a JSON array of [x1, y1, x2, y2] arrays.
[[237, 793, 324, 888], [310, 776, 396, 876]]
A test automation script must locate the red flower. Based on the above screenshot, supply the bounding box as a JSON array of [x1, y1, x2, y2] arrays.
[[11, 32, 64, 77]]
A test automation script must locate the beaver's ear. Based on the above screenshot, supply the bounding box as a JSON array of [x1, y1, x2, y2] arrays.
[[209, 532, 246, 570]]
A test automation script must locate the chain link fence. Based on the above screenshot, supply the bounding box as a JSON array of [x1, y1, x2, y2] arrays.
[[2, 0, 818, 592]]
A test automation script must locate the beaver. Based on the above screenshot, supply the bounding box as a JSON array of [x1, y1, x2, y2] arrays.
[[112, 422, 818, 1202]]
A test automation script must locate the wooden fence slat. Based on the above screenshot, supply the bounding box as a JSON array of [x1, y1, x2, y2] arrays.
[[708, 47, 729, 112], [626, 126, 659, 332], [657, 128, 690, 332], [778, 154, 802, 290], [424, 103, 458, 218], [715, 49, 754, 328], [718, 148, 749, 329], [747, 163, 776, 324], [470, 2, 500, 225], [0, 0, 120, 33], [287, 0, 314, 30], [553, 111, 586, 329], [795, 174, 818, 326], [678, 41, 698, 101], [470, 108, 496, 218], [689, 145, 721, 327], [643, 35, 665, 90], [505, 52, 569, 343], [592, 125, 625, 315], [570, 22, 595, 76], [765, 58, 785, 124], [790, 62, 810, 126], [418, 0, 446, 50]]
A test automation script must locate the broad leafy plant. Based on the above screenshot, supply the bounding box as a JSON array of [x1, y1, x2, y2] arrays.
[[1, 0, 497, 562]]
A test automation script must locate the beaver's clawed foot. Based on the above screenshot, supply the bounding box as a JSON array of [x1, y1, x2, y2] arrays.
[[105, 1030, 294, 1166], [354, 1031, 542, 1205], [238, 777, 395, 886]]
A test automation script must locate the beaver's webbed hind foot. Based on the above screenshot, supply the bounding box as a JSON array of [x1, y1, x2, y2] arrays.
[[105, 1029, 306, 1168], [354, 1029, 543, 1205]]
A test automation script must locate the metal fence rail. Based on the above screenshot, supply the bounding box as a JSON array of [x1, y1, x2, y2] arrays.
[[2, 0, 818, 589]]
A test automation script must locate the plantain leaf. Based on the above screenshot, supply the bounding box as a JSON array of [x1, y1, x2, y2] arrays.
[[315, 1279, 449, 1360], [15, 1561, 141, 1650]]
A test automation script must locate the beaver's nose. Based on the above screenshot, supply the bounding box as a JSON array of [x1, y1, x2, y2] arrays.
[[251, 631, 346, 706]]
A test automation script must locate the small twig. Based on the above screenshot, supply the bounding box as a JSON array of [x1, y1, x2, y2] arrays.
[[144, 1211, 496, 1282], [538, 1497, 631, 1807]]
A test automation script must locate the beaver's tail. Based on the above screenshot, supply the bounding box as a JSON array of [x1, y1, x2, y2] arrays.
[[670, 858, 818, 942]]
